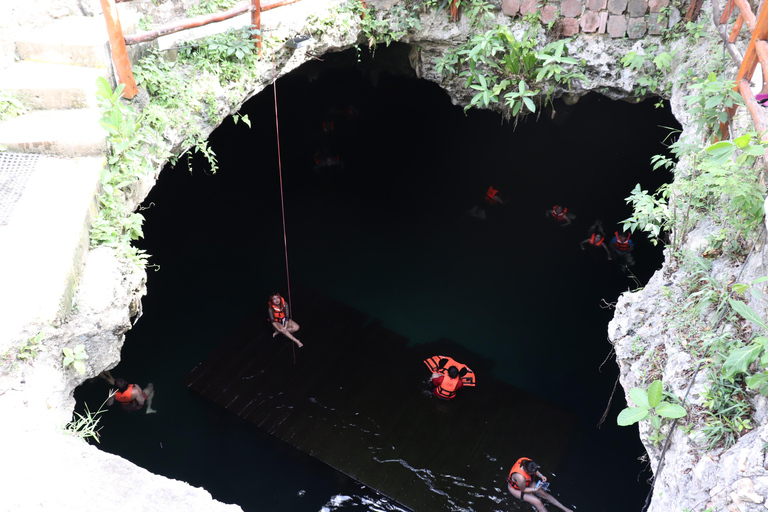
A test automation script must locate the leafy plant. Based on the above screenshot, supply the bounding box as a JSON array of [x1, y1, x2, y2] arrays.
[[683, 72, 743, 141], [0, 90, 26, 121], [700, 372, 753, 450], [722, 299, 768, 394], [17, 332, 44, 362], [617, 380, 687, 433], [63, 397, 110, 443], [62, 344, 88, 375]]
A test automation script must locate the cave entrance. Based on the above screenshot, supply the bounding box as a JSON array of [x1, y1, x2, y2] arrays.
[[77, 43, 679, 512]]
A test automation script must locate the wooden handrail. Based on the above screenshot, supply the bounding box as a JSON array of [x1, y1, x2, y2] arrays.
[[100, 0, 138, 99], [729, 15, 745, 43], [124, 4, 254, 45], [733, 0, 757, 31]]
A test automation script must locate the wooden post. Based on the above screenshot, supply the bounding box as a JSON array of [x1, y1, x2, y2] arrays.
[[251, 0, 262, 56], [99, 0, 138, 99]]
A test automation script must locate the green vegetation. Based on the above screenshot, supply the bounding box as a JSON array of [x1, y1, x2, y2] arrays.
[[93, 77, 159, 267], [617, 380, 686, 445], [63, 397, 111, 443], [435, 23, 587, 118], [1, 332, 44, 374], [62, 344, 88, 375], [0, 90, 26, 122], [620, 45, 675, 97]]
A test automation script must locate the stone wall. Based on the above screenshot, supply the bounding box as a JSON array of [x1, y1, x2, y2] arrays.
[[501, 0, 674, 38]]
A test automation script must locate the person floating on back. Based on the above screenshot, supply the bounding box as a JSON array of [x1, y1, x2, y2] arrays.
[[609, 230, 635, 267], [107, 377, 156, 414], [547, 205, 575, 226], [423, 355, 475, 400], [469, 186, 503, 220], [268, 293, 303, 348], [507, 457, 572, 512], [485, 186, 503, 205], [580, 220, 612, 260]]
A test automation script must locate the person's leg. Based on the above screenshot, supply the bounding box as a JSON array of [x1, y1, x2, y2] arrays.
[[143, 383, 156, 414], [537, 490, 572, 512], [508, 486, 546, 512], [286, 320, 300, 334]]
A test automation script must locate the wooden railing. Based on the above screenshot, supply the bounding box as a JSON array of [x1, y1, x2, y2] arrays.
[[715, 0, 768, 158], [100, 0, 301, 100]]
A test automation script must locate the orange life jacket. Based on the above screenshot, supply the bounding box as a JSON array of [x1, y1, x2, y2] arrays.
[[434, 374, 461, 399], [613, 231, 631, 251], [551, 206, 567, 221], [507, 457, 534, 490], [485, 186, 499, 204], [115, 385, 135, 404], [590, 233, 604, 246], [423, 355, 476, 386], [269, 296, 287, 324]]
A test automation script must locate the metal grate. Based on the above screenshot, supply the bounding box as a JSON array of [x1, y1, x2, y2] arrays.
[[0, 152, 41, 226]]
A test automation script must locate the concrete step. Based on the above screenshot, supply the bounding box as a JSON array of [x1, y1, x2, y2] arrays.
[[0, 61, 106, 110], [0, 154, 103, 350], [14, 16, 111, 68], [0, 109, 106, 157]]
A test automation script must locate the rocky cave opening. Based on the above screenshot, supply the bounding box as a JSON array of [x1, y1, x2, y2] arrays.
[[74, 43, 682, 512]]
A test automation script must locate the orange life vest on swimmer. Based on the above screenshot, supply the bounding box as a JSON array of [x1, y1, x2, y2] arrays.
[[590, 233, 604, 246], [485, 186, 499, 204], [269, 295, 287, 325], [507, 457, 534, 490], [613, 231, 631, 251], [423, 355, 476, 386], [434, 374, 461, 400], [115, 385, 135, 404], [551, 205, 567, 221]]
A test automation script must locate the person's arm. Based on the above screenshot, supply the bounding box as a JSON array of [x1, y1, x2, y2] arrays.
[[107, 391, 115, 406], [579, 239, 589, 250], [511, 474, 535, 493], [602, 243, 612, 260]]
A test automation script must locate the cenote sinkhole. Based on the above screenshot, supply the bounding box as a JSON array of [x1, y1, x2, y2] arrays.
[[75, 44, 680, 511]]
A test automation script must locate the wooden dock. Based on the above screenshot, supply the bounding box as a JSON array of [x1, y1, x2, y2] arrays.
[[183, 287, 577, 511]]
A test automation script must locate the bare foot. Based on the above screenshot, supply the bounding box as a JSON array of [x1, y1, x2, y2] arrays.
[[272, 331, 278, 338], [146, 408, 157, 414]]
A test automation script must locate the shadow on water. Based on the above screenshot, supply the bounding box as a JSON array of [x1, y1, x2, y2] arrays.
[[75, 43, 679, 511]]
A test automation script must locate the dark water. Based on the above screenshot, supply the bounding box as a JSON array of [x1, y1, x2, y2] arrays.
[[75, 44, 679, 511]]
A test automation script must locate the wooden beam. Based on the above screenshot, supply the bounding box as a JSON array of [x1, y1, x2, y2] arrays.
[[251, 0, 262, 56], [124, 4, 253, 45], [99, 0, 138, 99], [733, 0, 756, 31], [729, 15, 745, 43], [720, 0, 736, 25]]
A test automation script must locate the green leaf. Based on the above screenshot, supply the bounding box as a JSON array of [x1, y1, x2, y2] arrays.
[[733, 133, 752, 148], [746, 372, 768, 390], [73, 360, 86, 375], [729, 299, 768, 332], [647, 380, 663, 408], [617, 407, 651, 426], [732, 283, 750, 294], [629, 387, 650, 409], [95, 76, 113, 100], [655, 402, 686, 419], [723, 343, 763, 378], [650, 415, 661, 429]]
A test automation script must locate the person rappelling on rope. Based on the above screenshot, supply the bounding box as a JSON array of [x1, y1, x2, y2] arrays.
[[506, 457, 573, 512], [423, 355, 475, 400], [268, 293, 302, 348]]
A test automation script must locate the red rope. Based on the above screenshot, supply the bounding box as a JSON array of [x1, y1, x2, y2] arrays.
[[272, 53, 295, 364]]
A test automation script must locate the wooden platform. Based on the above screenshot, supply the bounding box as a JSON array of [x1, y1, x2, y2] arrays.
[[183, 287, 577, 511]]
